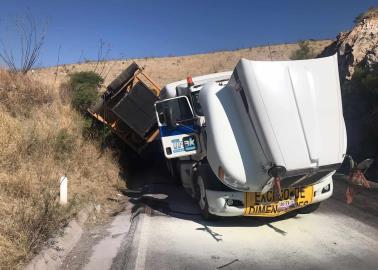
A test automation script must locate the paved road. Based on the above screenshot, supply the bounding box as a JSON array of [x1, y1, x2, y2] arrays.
[[60, 171, 378, 270]]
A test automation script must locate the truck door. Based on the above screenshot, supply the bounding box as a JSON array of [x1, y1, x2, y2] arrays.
[[155, 96, 200, 158]]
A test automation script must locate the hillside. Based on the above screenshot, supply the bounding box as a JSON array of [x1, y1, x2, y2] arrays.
[[34, 40, 331, 88], [0, 70, 123, 268]]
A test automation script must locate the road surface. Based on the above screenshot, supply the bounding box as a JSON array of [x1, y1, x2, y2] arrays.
[[60, 171, 378, 270]]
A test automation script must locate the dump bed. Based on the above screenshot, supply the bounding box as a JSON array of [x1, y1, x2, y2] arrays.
[[200, 55, 347, 191], [89, 62, 161, 153]]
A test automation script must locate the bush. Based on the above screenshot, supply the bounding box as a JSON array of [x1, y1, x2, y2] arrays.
[[68, 71, 103, 114], [290, 40, 314, 60], [71, 84, 99, 113], [66, 71, 114, 145], [69, 71, 103, 88]]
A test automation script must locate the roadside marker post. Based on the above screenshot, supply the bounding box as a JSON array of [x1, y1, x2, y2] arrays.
[[60, 176, 68, 205]]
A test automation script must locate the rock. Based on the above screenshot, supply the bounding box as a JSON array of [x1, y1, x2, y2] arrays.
[[319, 15, 378, 80], [95, 204, 101, 213]]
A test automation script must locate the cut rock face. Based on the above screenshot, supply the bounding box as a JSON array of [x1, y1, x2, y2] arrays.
[[319, 16, 378, 80]]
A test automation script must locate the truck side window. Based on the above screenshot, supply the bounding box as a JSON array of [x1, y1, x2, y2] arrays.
[[156, 97, 194, 125]]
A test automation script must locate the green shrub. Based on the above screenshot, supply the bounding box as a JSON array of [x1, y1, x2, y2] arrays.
[[68, 71, 103, 114], [65, 71, 114, 145], [69, 71, 103, 88], [71, 84, 99, 113], [290, 40, 314, 60]]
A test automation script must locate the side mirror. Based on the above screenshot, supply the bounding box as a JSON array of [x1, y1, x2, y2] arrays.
[[164, 107, 176, 129]]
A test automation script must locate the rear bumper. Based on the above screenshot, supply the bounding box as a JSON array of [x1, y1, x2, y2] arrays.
[[206, 174, 334, 217]]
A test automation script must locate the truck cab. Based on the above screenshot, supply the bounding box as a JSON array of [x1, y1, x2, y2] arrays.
[[155, 55, 346, 220]]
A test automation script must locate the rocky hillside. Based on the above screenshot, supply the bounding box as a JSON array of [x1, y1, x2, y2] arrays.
[[320, 8, 378, 177], [319, 8, 378, 80]]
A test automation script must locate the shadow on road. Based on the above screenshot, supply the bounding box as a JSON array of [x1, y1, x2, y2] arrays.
[[121, 158, 302, 230], [112, 140, 308, 231]]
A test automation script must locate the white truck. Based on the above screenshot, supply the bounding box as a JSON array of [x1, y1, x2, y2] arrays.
[[155, 54, 347, 219]]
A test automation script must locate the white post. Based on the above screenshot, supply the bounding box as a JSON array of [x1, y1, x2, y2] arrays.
[[60, 176, 68, 205]]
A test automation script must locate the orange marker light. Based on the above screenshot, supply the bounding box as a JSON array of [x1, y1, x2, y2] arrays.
[[187, 76, 194, 87], [218, 166, 225, 180]]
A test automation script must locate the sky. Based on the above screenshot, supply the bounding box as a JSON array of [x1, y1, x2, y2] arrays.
[[0, 0, 376, 67]]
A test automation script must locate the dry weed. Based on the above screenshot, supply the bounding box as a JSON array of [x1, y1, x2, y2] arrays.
[[0, 70, 53, 117], [0, 70, 122, 268]]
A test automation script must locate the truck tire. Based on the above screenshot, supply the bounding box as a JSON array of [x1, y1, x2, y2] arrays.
[[297, 202, 320, 214], [193, 168, 220, 221]]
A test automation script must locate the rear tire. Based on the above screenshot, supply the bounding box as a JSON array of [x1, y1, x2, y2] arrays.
[[194, 169, 220, 221], [297, 202, 320, 214]]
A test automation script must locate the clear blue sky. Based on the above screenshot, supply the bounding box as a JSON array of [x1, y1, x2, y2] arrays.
[[0, 0, 376, 67]]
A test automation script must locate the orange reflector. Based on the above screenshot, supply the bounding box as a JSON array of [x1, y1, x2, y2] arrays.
[[187, 76, 194, 87]]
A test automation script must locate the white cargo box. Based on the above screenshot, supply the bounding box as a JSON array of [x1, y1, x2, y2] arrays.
[[200, 54, 347, 191]]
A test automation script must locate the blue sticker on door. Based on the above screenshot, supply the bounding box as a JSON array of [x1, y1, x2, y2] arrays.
[[171, 135, 197, 153], [183, 135, 197, 151]]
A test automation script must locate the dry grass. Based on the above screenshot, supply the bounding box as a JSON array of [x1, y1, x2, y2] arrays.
[[33, 40, 332, 89], [0, 70, 122, 268]]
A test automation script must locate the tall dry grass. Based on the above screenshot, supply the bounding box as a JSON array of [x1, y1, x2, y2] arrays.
[[0, 70, 122, 268]]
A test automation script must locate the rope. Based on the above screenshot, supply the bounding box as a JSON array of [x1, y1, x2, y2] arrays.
[[346, 167, 371, 204], [273, 176, 282, 202]]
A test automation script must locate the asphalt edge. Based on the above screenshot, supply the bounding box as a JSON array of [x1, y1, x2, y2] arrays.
[[25, 205, 94, 270]]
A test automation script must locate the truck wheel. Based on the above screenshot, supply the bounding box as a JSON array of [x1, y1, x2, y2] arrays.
[[194, 172, 219, 221], [297, 202, 320, 214]]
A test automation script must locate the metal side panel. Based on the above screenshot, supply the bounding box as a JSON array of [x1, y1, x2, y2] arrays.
[[112, 81, 158, 138]]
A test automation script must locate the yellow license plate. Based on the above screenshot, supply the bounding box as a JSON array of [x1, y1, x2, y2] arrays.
[[244, 186, 313, 217]]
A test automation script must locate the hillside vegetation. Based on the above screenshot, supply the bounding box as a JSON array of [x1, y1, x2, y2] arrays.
[[0, 70, 122, 268]]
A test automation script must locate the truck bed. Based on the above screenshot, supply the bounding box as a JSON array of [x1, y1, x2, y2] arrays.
[[89, 62, 161, 153]]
